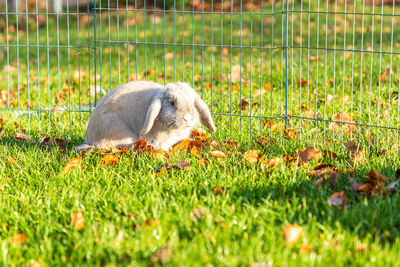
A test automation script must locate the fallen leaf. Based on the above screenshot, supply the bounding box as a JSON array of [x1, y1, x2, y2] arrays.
[[11, 233, 27, 245], [355, 242, 368, 252], [330, 112, 357, 132], [151, 243, 174, 264], [380, 68, 392, 83], [173, 160, 190, 170], [283, 129, 298, 139], [70, 209, 85, 230], [323, 150, 338, 160], [243, 150, 261, 164], [297, 79, 309, 87], [298, 147, 322, 163], [260, 157, 283, 169], [133, 139, 152, 152], [351, 151, 365, 165], [327, 190, 348, 206], [213, 186, 227, 196], [344, 141, 362, 154], [300, 243, 313, 253], [386, 180, 399, 191], [224, 140, 238, 149], [309, 55, 319, 61], [282, 224, 303, 245], [190, 207, 207, 222], [14, 133, 33, 143], [190, 146, 202, 158], [209, 151, 227, 158], [198, 158, 210, 166], [356, 183, 374, 193], [239, 99, 250, 110], [100, 155, 120, 166], [151, 149, 166, 159], [63, 157, 82, 173], [256, 137, 273, 148], [7, 156, 18, 166], [170, 139, 192, 154], [368, 170, 389, 185]]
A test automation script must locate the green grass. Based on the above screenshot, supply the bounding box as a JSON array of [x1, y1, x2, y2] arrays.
[[1, 1, 400, 266]]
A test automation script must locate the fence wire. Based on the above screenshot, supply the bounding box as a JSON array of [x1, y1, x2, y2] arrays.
[[0, 0, 399, 149]]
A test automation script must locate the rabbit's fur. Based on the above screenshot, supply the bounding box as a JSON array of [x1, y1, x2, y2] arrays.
[[85, 81, 216, 151]]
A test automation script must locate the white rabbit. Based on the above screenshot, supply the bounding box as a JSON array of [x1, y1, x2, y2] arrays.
[[84, 81, 216, 151]]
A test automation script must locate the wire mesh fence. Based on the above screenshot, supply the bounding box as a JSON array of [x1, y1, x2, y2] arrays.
[[0, 0, 399, 149]]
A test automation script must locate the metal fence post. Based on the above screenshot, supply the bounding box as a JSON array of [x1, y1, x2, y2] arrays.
[[93, 0, 97, 107], [284, 0, 289, 128], [50, 0, 63, 13]]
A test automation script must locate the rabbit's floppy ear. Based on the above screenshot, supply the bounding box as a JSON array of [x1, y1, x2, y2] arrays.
[[141, 96, 162, 135], [194, 97, 217, 132]]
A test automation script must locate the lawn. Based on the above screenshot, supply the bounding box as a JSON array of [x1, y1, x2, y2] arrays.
[[1, 0, 400, 266]]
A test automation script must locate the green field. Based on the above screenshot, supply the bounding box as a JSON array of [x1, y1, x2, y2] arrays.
[[1, 0, 400, 266]]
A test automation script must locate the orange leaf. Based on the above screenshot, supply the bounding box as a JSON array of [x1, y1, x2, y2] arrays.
[[11, 233, 27, 244], [7, 156, 18, 166], [283, 129, 298, 139], [300, 243, 313, 253], [239, 99, 249, 110], [151, 149, 166, 159], [297, 79, 309, 87], [213, 186, 227, 196], [170, 138, 192, 154], [282, 224, 303, 245], [209, 151, 227, 158], [243, 150, 261, 164], [260, 157, 283, 169], [356, 183, 374, 193], [70, 209, 85, 230], [63, 157, 82, 173], [190, 146, 202, 158], [100, 155, 120, 166]]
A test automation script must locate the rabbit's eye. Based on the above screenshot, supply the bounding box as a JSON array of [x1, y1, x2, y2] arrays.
[[170, 101, 175, 106]]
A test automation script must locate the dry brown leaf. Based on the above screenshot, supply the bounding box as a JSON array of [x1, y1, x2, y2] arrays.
[[323, 150, 338, 160], [63, 157, 82, 173], [70, 209, 85, 230], [243, 150, 261, 164], [298, 147, 322, 163], [11, 233, 27, 245], [239, 99, 250, 110], [260, 157, 283, 169], [14, 133, 34, 143], [209, 151, 227, 158], [368, 169, 389, 185], [100, 155, 120, 166], [283, 129, 298, 139], [198, 158, 210, 166], [356, 183, 374, 193], [330, 112, 357, 132], [344, 141, 362, 154], [282, 224, 303, 245], [256, 137, 273, 148], [327, 190, 348, 206], [253, 89, 267, 97], [173, 160, 190, 170]]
